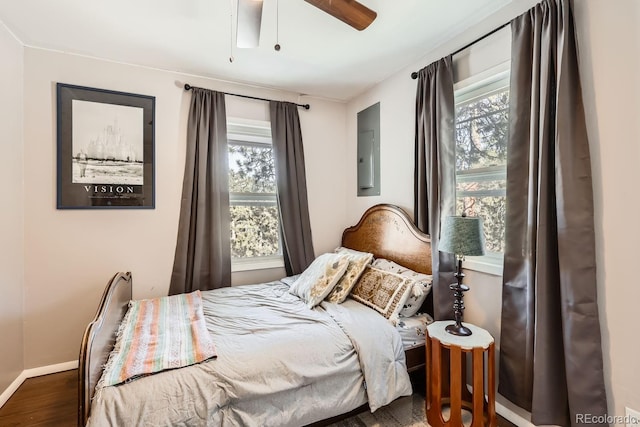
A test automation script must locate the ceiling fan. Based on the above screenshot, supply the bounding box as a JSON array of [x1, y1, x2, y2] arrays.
[[304, 0, 377, 31], [236, 0, 377, 49]]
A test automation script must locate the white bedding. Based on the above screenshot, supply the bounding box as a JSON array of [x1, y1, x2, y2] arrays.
[[87, 280, 412, 426], [396, 313, 433, 349]]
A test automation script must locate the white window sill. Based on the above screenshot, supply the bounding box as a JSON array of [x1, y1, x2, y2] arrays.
[[463, 255, 503, 277], [232, 256, 285, 273]]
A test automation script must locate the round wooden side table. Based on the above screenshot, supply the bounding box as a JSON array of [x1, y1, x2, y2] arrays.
[[425, 321, 496, 427]]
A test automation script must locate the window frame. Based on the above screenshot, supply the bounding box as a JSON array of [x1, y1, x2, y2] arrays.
[[453, 65, 510, 277], [227, 118, 284, 272]]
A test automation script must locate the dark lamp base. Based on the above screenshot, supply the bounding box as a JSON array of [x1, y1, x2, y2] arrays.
[[446, 257, 473, 337], [446, 323, 473, 336]]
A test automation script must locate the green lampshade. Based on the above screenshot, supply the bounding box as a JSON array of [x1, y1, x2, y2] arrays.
[[439, 215, 486, 256]]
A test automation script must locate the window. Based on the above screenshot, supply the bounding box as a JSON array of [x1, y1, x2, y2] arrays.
[[227, 119, 283, 272], [454, 70, 509, 275]]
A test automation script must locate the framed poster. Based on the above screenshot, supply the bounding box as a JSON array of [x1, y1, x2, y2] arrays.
[[56, 83, 155, 209]]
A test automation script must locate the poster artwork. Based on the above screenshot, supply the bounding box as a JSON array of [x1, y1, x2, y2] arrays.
[[57, 83, 155, 209], [71, 100, 144, 187]]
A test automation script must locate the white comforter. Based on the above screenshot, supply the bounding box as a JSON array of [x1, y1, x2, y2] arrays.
[[87, 280, 412, 426]]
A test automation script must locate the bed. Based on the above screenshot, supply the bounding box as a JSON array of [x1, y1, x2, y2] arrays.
[[78, 203, 433, 426]]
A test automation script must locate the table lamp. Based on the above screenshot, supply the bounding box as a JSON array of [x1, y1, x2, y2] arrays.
[[438, 213, 485, 336]]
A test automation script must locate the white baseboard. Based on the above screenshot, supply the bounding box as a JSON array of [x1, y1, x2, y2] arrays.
[[23, 360, 78, 378], [496, 400, 535, 427], [0, 371, 27, 409], [466, 383, 534, 427], [0, 360, 78, 409]]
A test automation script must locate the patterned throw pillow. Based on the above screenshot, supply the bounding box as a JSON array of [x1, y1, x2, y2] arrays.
[[325, 247, 373, 304], [371, 259, 433, 318], [349, 266, 413, 324], [289, 253, 350, 308]]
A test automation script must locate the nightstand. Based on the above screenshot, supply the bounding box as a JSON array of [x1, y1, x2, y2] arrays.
[[425, 321, 496, 427]]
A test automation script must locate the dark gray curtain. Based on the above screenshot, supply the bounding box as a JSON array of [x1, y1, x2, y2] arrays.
[[270, 101, 315, 275], [414, 56, 456, 320], [499, 1, 608, 425], [169, 88, 231, 295]]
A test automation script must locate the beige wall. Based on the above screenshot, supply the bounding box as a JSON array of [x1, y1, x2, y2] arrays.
[[346, 0, 640, 423], [0, 22, 25, 393], [21, 48, 348, 368], [573, 0, 640, 422]]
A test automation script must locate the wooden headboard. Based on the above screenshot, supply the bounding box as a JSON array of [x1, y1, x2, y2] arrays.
[[341, 204, 432, 275], [78, 272, 132, 427]]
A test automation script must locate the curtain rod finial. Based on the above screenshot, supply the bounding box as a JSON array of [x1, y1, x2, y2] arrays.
[[411, 72, 418, 80], [184, 84, 192, 91]]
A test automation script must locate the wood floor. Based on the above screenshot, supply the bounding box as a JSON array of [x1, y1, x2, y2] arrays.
[[0, 370, 77, 427], [0, 370, 516, 426]]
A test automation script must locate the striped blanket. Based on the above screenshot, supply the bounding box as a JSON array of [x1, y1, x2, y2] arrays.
[[100, 290, 217, 387]]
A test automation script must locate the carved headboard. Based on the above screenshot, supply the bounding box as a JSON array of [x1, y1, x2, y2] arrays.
[[341, 204, 432, 275]]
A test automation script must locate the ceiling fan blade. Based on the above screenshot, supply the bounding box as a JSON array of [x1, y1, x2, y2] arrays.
[[237, 0, 264, 48], [304, 0, 377, 31]]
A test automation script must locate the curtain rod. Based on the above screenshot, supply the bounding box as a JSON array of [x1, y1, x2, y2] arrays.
[[183, 84, 310, 110], [410, 21, 511, 80]]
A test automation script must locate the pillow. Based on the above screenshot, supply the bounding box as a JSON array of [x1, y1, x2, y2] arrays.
[[371, 258, 433, 317], [280, 274, 300, 287], [349, 265, 413, 325], [325, 247, 373, 304], [289, 253, 350, 308], [396, 313, 435, 348], [333, 246, 370, 257]]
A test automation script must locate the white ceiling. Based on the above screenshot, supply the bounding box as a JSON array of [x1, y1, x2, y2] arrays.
[[0, 0, 515, 101]]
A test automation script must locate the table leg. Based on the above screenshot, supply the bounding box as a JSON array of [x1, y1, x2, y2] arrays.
[[426, 337, 445, 427], [471, 347, 484, 427], [449, 345, 463, 426]]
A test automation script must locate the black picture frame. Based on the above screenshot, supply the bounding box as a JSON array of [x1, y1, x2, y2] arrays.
[[56, 83, 155, 209]]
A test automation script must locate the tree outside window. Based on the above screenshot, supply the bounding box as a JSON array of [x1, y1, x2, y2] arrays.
[[455, 74, 509, 256], [227, 121, 283, 268]]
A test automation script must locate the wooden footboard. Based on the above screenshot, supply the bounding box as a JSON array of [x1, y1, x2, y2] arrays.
[[78, 272, 132, 427]]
